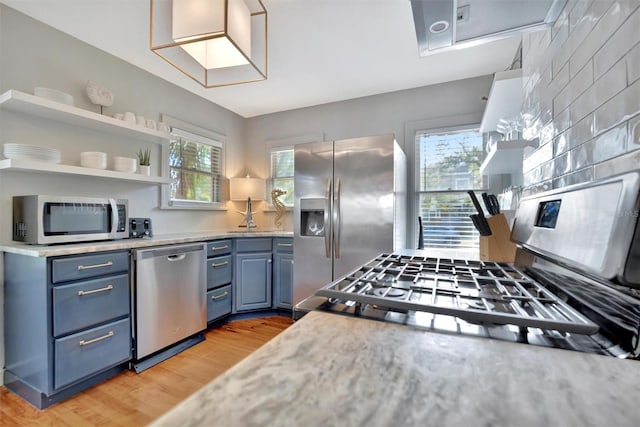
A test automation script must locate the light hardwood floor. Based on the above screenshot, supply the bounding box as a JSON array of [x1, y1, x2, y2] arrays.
[[0, 316, 294, 426]]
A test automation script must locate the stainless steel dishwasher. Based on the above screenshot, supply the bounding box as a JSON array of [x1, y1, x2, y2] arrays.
[[132, 243, 206, 371]]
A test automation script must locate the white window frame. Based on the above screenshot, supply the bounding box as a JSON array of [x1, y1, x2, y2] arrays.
[[415, 124, 486, 249], [160, 114, 226, 210], [269, 146, 295, 208], [264, 133, 323, 209]]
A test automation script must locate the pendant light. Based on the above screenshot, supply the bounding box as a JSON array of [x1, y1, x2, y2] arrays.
[[150, 0, 267, 88]]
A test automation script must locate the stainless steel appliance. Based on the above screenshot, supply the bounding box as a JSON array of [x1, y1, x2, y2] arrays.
[[294, 134, 406, 306], [132, 243, 206, 371], [12, 195, 128, 244], [296, 171, 640, 359], [129, 217, 153, 239]]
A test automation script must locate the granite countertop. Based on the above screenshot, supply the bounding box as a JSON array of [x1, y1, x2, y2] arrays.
[[0, 230, 293, 257], [152, 311, 640, 427]]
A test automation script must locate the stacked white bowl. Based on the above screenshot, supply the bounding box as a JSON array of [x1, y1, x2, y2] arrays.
[[3, 143, 61, 163], [113, 156, 137, 173], [80, 151, 107, 169]]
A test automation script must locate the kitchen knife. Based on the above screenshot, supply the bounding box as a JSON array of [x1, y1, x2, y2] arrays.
[[470, 214, 492, 236], [468, 191, 492, 234], [482, 193, 500, 215], [488, 194, 500, 215]]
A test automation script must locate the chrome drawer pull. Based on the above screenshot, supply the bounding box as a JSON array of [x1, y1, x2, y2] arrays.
[[211, 245, 229, 251], [79, 331, 114, 347], [77, 284, 114, 296], [77, 261, 113, 271], [211, 291, 229, 300], [211, 261, 229, 268], [277, 243, 293, 247]]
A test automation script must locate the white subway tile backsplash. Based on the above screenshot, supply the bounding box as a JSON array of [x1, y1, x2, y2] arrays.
[[570, 57, 627, 122], [592, 123, 627, 162], [569, 113, 595, 148], [593, 6, 640, 79], [571, 140, 594, 170], [568, 0, 596, 32], [554, 128, 572, 156], [523, 141, 553, 172], [629, 115, 640, 150], [594, 146, 640, 178], [555, 107, 572, 135], [568, 1, 635, 78], [522, 0, 639, 192], [627, 42, 640, 84], [594, 78, 640, 134], [554, 152, 571, 176], [554, 60, 593, 114]]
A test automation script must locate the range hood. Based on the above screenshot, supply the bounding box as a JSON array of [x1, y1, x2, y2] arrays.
[[410, 0, 566, 55]]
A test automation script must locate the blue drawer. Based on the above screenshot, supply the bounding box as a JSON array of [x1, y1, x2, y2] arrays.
[[207, 239, 232, 257], [207, 254, 232, 290], [54, 318, 131, 389], [53, 274, 130, 337], [274, 238, 293, 253], [235, 238, 272, 253], [207, 285, 232, 322], [52, 251, 129, 284]]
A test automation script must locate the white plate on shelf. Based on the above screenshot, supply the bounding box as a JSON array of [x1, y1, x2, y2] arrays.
[[34, 87, 74, 106], [3, 143, 61, 163]]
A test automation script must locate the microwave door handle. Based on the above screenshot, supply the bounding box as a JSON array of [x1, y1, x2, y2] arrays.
[[109, 199, 118, 234]]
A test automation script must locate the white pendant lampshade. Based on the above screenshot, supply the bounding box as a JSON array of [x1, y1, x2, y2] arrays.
[[150, 0, 267, 88]]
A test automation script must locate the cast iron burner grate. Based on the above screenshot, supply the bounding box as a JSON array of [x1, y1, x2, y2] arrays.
[[316, 253, 599, 334]]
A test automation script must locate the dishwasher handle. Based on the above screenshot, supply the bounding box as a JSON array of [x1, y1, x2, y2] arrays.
[[133, 243, 205, 260]]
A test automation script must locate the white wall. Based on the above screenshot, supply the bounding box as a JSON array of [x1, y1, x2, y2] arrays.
[[244, 76, 494, 232], [0, 5, 248, 386], [521, 0, 640, 194]]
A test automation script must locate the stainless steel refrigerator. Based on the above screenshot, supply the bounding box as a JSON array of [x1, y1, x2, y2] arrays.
[[293, 134, 407, 305]]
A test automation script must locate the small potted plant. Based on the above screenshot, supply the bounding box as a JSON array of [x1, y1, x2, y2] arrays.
[[137, 148, 151, 176]]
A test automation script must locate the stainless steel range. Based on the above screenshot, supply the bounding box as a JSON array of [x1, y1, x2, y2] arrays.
[[295, 171, 640, 359]]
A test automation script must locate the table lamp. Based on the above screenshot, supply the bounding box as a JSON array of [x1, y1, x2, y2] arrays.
[[230, 176, 266, 229]]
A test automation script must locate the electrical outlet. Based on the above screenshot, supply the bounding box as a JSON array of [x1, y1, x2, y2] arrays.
[[457, 5, 470, 22]]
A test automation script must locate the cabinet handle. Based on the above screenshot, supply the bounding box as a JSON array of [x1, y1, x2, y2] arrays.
[[211, 245, 229, 251], [79, 331, 114, 347], [268, 259, 272, 263], [277, 243, 293, 247], [211, 291, 229, 300], [77, 284, 114, 296], [211, 261, 229, 268], [291, 260, 294, 265], [77, 261, 113, 271]]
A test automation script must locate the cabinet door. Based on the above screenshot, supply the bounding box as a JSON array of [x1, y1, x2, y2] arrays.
[[274, 253, 293, 309], [234, 252, 272, 312]]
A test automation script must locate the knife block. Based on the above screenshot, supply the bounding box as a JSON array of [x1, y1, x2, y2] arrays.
[[479, 213, 516, 263]]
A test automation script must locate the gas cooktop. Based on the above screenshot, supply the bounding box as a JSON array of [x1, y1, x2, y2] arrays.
[[316, 253, 598, 334]]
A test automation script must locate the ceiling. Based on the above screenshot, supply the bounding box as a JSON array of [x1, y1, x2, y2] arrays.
[[0, 0, 522, 118]]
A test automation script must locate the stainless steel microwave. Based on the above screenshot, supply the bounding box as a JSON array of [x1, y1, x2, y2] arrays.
[[13, 195, 129, 244]]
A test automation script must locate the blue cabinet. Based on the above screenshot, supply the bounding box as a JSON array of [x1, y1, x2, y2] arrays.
[[206, 240, 233, 322], [273, 238, 293, 309], [234, 238, 273, 312], [3, 250, 131, 409]]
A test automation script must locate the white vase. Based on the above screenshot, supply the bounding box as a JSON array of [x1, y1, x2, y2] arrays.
[[139, 165, 151, 176]]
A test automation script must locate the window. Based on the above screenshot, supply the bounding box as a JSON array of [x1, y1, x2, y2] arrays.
[[269, 147, 294, 207], [416, 128, 485, 249], [168, 128, 224, 208]]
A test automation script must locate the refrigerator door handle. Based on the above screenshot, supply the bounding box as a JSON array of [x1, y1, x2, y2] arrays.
[[333, 177, 341, 259], [324, 177, 332, 258]]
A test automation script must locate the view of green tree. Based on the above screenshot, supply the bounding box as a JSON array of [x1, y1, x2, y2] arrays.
[[170, 135, 222, 204], [417, 131, 484, 249]]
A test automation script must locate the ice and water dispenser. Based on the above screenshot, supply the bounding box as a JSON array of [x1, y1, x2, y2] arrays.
[[300, 198, 326, 236]]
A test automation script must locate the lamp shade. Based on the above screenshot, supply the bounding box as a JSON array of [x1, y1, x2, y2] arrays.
[[230, 177, 265, 201], [150, 0, 267, 88]]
